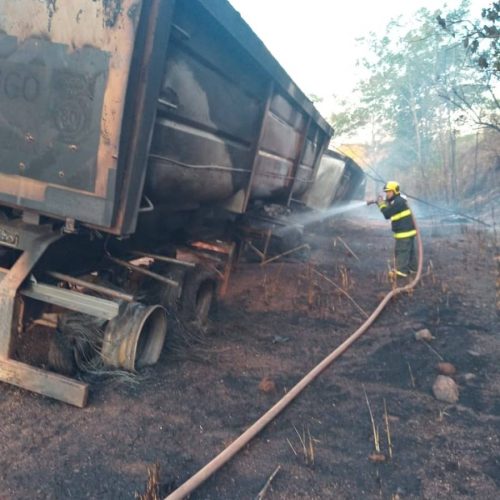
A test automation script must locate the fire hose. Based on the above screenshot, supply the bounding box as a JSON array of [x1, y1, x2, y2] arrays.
[[165, 216, 423, 500]]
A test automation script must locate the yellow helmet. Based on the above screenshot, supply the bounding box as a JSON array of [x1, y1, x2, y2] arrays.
[[383, 181, 400, 194]]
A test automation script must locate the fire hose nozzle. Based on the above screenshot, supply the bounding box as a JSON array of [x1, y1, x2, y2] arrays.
[[366, 199, 377, 206]]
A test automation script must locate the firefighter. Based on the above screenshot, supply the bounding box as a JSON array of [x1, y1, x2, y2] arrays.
[[369, 181, 417, 279]]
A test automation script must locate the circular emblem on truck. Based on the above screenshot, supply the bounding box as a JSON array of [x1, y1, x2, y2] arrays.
[[54, 97, 90, 141]]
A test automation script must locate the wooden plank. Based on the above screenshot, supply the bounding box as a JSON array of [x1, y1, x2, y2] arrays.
[[0, 358, 88, 408]]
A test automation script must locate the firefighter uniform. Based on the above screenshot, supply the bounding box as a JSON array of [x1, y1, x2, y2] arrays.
[[377, 191, 417, 277]]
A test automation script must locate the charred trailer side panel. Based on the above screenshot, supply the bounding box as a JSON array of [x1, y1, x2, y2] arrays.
[[331, 154, 366, 203], [0, 0, 332, 236], [145, 0, 333, 223], [303, 150, 365, 211]]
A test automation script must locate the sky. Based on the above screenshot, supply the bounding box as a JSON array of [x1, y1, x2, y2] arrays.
[[227, 0, 485, 116]]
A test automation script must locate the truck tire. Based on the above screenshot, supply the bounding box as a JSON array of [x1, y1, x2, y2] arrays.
[[155, 266, 186, 314], [48, 329, 76, 376], [276, 226, 309, 261], [180, 268, 217, 326], [276, 226, 303, 253]]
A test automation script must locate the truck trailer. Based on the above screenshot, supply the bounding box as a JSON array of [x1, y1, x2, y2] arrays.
[[0, 0, 363, 406]]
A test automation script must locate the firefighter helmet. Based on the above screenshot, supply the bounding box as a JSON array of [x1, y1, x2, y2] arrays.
[[383, 181, 400, 194]]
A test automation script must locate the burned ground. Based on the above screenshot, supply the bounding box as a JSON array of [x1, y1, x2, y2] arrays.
[[0, 215, 498, 499]]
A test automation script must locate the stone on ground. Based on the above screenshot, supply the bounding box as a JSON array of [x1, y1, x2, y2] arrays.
[[415, 328, 434, 341], [437, 362, 457, 376], [433, 375, 459, 403]]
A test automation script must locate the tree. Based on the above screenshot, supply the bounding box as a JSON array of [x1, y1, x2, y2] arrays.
[[308, 94, 323, 104], [437, 1, 499, 77], [345, 3, 495, 200], [329, 99, 369, 138], [437, 2, 500, 132]]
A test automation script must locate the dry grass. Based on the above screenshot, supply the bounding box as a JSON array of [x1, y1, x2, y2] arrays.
[[135, 463, 160, 500], [383, 398, 393, 459], [312, 267, 369, 318], [339, 264, 352, 290], [407, 362, 416, 388], [290, 424, 318, 466], [363, 386, 381, 454], [364, 387, 394, 462], [255, 465, 281, 500]]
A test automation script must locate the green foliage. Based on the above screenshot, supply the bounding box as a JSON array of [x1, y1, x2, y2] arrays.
[[358, 1, 500, 134], [355, 7, 470, 168], [308, 93, 323, 104], [329, 103, 369, 137], [437, 1, 499, 78], [344, 1, 500, 200], [436, 1, 500, 132], [329, 1, 498, 202]]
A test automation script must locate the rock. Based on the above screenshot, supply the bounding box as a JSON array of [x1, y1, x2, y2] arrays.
[[415, 328, 434, 341], [258, 377, 276, 393], [463, 373, 477, 383], [432, 375, 459, 403], [437, 362, 456, 376], [467, 350, 480, 357], [272, 335, 290, 344], [368, 452, 386, 463]]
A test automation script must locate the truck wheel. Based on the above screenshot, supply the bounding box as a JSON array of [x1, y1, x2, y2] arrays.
[[157, 266, 186, 313], [277, 226, 303, 253], [48, 329, 76, 376], [180, 269, 217, 326], [276, 226, 309, 261]]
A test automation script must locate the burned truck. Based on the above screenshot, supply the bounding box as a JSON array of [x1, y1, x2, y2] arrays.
[[0, 0, 363, 406]]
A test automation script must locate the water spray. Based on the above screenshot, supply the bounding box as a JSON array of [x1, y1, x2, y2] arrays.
[[287, 200, 368, 228]]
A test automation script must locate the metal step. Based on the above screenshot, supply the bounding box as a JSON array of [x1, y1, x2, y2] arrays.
[[0, 270, 120, 320], [21, 281, 121, 320]]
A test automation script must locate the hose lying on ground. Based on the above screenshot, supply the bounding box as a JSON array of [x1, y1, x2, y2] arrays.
[[165, 217, 424, 500]]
